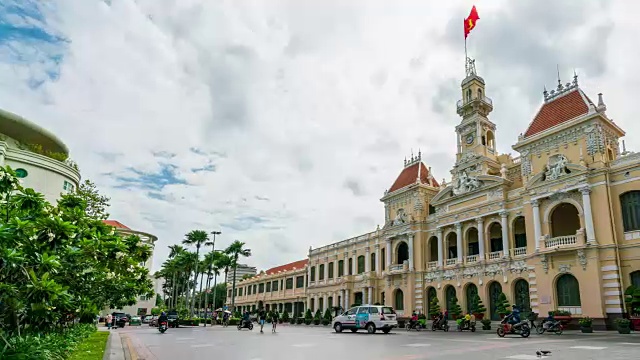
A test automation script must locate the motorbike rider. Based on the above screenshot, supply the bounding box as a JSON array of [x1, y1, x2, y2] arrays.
[[409, 311, 418, 329], [462, 313, 472, 328], [507, 306, 521, 329], [542, 313, 554, 330], [158, 311, 168, 328], [242, 311, 251, 327]]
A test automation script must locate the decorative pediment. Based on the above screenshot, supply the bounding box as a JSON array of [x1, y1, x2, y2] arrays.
[[431, 174, 509, 206]]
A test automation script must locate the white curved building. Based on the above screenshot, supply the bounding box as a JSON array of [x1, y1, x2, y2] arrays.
[[0, 109, 81, 203]]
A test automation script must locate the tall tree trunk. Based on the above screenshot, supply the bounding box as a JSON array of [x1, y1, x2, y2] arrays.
[[197, 271, 205, 311], [171, 271, 177, 309], [189, 247, 201, 316], [203, 271, 212, 327], [211, 273, 218, 311], [231, 255, 238, 311]]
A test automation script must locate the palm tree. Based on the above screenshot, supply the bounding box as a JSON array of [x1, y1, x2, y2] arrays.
[[203, 251, 226, 324], [166, 245, 186, 309], [182, 230, 210, 315], [224, 240, 251, 311]]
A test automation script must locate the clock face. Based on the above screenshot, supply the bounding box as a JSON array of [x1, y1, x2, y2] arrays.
[[466, 134, 474, 144]]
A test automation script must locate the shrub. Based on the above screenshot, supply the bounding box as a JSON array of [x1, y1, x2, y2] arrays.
[[448, 296, 462, 318], [228, 318, 241, 326], [296, 317, 304, 324], [305, 319, 312, 325], [470, 294, 486, 315], [549, 310, 571, 316], [579, 317, 593, 327], [322, 319, 330, 326], [0, 324, 96, 360], [314, 309, 322, 320], [481, 318, 491, 330], [495, 293, 511, 316], [282, 310, 290, 322], [323, 308, 332, 321], [304, 309, 313, 321], [428, 297, 441, 318]]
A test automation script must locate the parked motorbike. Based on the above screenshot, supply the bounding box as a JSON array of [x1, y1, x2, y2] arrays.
[[431, 318, 450, 332], [406, 320, 426, 331], [497, 318, 530, 338], [158, 321, 168, 334], [237, 320, 254, 331], [535, 319, 563, 335]]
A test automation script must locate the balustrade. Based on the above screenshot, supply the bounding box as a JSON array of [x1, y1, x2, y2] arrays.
[[512, 247, 527, 256], [427, 261, 438, 269], [445, 258, 457, 266], [488, 251, 502, 260], [466, 254, 479, 263], [545, 235, 577, 248]]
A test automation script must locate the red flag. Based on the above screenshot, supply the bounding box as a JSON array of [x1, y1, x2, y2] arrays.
[[464, 5, 480, 38]]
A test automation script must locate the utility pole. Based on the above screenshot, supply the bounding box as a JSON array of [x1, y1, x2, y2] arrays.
[[203, 230, 221, 327]]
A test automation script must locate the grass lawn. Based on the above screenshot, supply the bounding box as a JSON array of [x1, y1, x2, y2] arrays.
[[68, 331, 110, 360]]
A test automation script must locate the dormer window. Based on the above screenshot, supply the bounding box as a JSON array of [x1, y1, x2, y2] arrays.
[[477, 89, 483, 99], [466, 89, 472, 102]]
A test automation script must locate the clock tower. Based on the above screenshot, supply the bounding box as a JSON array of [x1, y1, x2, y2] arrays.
[[452, 58, 501, 177]]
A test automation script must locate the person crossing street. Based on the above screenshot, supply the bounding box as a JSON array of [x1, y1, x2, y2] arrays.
[[271, 310, 279, 333], [258, 308, 267, 333]]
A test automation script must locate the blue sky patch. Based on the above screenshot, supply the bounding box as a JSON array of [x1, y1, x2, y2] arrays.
[[0, 1, 68, 88], [191, 164, 216, 173], [114, 163, 187, 191]]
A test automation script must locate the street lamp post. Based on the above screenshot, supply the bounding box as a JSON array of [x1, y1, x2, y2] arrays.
[[204, 230, 221, 327]]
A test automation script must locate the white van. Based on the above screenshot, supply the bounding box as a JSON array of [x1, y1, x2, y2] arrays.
[[332, 304, 398, 334]]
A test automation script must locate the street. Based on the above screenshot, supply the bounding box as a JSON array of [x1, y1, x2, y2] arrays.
[[113, 324, 640, 360]]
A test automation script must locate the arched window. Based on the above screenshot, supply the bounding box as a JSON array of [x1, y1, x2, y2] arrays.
[[551, 203, 581, 237], [397, 242, 409, 264], [488, 281, 503, 321], [310, 266, 316, 281], [348, 258, 353, 275], [632, 271, 640, 288], [465, 283, 478, 314], [328, 262, 334, 279], [426, 287, 437, 315], [445, 286, 456, 312], [428, 236, 438, 263], [446, 232, 458, 260], [395, 289, 404, 311], [466, 89, 472, 102], [621, 191, 640, 232], [486, 130, 495, 149], [357, 255, 365, 274], [514, 279, 531, 317], [477, 88, 483, 99], [370, 253, 376, 272], [466, 227, 479, 256], [319, 264, 325, 280], [381, 249, 386, 271], [513, 216, 527, 250], [489, 222, 503, 253], [556, 274, 581, 307], [338, 260, 344, 277]]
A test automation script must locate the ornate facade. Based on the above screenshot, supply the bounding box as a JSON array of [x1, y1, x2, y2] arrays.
[[229, 62, 640, 328]]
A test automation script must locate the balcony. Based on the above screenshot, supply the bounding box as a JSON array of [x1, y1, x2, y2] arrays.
[[466, 255, 479, 264], [544, 235, 577, 248], [445, 258, 457, 266], [456, 95, 493, 110], [427, 261, 438, 269], [512, 247, 527, 257], [488, 251, 502, 260], [389, 264, 403, 272]]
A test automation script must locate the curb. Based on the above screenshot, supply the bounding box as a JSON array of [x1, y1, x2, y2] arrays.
[[101, 330, 125, 360]]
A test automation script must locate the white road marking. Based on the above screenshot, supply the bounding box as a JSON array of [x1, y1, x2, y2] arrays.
[[191, 344, 214, 348], [504, 355, 539, 360], [570, 346, 607, 350], [291, 343, 316, 348], [403, 343, 431, 347], [619, 342, 640, 345], [176, 337, 195, 340]]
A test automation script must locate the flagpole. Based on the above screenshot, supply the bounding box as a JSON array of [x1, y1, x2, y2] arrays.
[[463, 18, 468, 74]]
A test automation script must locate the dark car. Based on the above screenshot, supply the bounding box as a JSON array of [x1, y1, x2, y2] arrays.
[[112, 312, 127, 328], [167, 311, 180, 328]]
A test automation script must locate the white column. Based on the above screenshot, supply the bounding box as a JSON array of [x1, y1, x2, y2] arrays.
[[375, 244, 381, 275], [340, 289, 345, 310], [324, 258, 329, 280], [500, 211, 509, 257], [408, 233, 415, 270], [581, 186, 596, 243], [323, 294, 328, 311], [345, 290, 350, 309], [365, 247, 371, 272], [368, 287, 373, 304], [386, 239, 392, 270], [476, 217, 485, 260], [532, 199, 542, 251], [437, 228, 443, 267], [352, 250, 357, 274], [306, 296, 310, 311], [455, 223, 463, 263]]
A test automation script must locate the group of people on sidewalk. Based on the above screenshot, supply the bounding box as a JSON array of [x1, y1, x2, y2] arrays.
[[242, 308, 280, 333]]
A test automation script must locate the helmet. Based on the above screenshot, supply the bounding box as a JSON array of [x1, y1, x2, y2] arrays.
[[161, 311, 166, 316]]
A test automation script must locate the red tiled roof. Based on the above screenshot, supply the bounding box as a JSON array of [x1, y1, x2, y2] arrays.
[[265, 259, 308, 275], [388, 162, 439, 193], [524, 89, 590, 138], [103, 220, 131, 230]]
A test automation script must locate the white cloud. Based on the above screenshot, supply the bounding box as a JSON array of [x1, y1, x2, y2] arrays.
[[2, 0, 640, 272]]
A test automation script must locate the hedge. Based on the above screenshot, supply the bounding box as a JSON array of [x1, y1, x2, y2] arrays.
[[0, 324, 97, 360]]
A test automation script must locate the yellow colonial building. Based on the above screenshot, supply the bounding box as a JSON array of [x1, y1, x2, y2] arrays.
[[229, 60, 640, 328]]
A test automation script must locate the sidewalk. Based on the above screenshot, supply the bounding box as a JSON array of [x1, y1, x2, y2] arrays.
[[99, 328, 127, 360]]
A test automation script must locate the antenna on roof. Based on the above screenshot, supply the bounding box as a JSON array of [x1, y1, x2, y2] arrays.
[[573, 69, 578, 86], [556, 64, 563, 91]]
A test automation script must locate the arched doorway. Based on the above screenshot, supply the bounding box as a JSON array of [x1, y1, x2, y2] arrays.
[[465, 283, 478, 314], [556, 274, 581, 312], [428, 236, 438, 263], [488, 223, 503, 254], [513, 279, 531, 318], [513, 216, 527, 252], [394, 289, 404, 312], [550, 203, 581, 237], [466, 227, 479, 259], [397, 242, 409, 264], [446, 232, 458, 261], [488, 282, 502, 320], [445, 285, 456, 312], [426, 287, 437, 315]]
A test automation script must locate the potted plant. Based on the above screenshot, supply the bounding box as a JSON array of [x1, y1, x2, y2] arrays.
[[429, 297, 441, 320], [579, 316, 593, 333], [304, 309, 313, 325], [313, 309, 322, 325], [625, 286, 640, 330], [448, 296, 462, 320], [481, 318, 491, 330], [323, 308, 332, 326], [616, 318, 631, 334], [550, 310, 571, 321], [297, 317, 304, 325], [470, 294, 486, 320], [282, 309, 290, 323], [494, 293, 510, 319]]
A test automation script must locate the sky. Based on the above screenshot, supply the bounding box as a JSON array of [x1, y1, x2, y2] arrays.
[[1, 0, 639, 273]]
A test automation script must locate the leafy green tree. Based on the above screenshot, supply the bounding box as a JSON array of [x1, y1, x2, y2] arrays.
[[448, 296, 462, 318], [77, 179, 110, 220], [156, 294, 164, 307], [0, 166, 153, 336], [314, 309, 322, 320], [182, 230, 210, 315], [428, 297, 441, 318], [304, 309, 313, 321], [323, 308, 332, 321], [282, 309, 290, 322], [224, 240, 251, 311], [470, 294, 486, 315], [496, 292, 511, 316]]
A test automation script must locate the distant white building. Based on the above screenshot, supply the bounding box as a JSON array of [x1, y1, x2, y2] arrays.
[[226, 264, 257, 284], [102, 220, 158, 317]]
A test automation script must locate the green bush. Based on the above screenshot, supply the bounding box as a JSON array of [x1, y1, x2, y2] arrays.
[[448, 296, 462, 318], [228, 318, 241, 326], [496, 293, 511, 316], [322, 319, 330, 326], [304, 309, 313, 321], [323, 308, 332, 321], [282, 310, 290, 322], [314, 309, 322, 320], [470, 294, 486, 315], [305, 319, 312, 325], [429, 297, 441, 318], [296, 317, 304, 324], [0, 324, 96, 360]]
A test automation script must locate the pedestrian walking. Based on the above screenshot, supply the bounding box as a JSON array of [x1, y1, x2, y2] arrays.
[[258, 308, 266, 333], [271, 311, 279, 333], [106, 314, 113, 330]]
